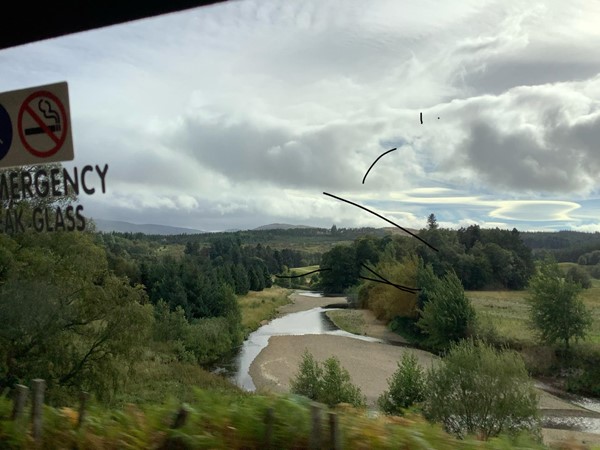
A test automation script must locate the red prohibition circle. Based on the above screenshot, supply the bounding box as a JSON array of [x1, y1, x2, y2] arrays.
[[17, 90, 68, 158]]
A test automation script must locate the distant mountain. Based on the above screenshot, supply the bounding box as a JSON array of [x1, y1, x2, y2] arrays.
[[92, 219, 205, 235], [254, 223, 315, 231]]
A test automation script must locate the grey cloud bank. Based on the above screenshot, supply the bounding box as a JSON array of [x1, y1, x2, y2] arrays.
[[1, 0, 600, 231]]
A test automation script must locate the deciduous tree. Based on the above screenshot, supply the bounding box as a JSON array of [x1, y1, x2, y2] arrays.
[[424, 339, 539, 440], [528, 257, 592, 351]]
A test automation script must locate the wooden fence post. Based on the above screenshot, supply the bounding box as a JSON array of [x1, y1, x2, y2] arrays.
[[310, 403, 322, 450], [329, 412, 341, 450], [264, 407, 274, 449], [157, 406, 190, 450], [77, 391, 89, 429], [31, 379, 45, 444], [171, 405, 189, 429], [11, 384, 28, 420]]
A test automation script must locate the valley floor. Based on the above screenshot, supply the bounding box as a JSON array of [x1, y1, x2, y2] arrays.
[[249, 291, 600, 449]]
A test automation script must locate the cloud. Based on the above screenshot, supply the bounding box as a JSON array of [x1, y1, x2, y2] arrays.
[[165, 106, 429, 193], [3, 0, 600, 232], [428, 77, 600, 195], [568, 223, 600, 233], [463, 120, 587, 193], [489, 200, 580, 221]]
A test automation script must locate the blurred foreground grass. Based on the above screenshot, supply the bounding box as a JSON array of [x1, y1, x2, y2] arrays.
[[0, 389, 548, 449]]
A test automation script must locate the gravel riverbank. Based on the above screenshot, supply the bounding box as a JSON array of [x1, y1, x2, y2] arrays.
[[248, 291, 600, 448]]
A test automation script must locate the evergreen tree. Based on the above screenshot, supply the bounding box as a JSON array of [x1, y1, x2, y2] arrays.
[[427, 213, 438, 230], [417, 271, 475, 351]]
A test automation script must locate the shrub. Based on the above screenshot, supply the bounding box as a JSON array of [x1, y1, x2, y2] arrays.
[[565, 345, 600, 397], [289, 350, 323, 400], [344, 284, 362, 309], [589, 264, 600, 279], [566, 265, 592, 289], [417, 271, 476, 351], [388, 316, 422, 339], [423, 339, 539, 440], [377, 353, 425, 415], [290, 350, 365, 408], [319, 356, 366, 408], [363, 257, 419, 322], [473, 314, 502, 347]]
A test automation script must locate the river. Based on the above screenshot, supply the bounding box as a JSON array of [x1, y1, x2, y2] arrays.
[[218, 291, 600, 436], [233, 303, 381, 390]]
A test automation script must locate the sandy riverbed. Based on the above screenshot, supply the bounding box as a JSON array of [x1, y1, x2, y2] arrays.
[[249, 333, 437, 405], [249, 291, 600, 448]]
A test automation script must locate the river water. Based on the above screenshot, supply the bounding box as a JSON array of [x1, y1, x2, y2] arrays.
[[232, 303, 381, 390], [218, 291, 600, 435], [536, 381, 600, 434]]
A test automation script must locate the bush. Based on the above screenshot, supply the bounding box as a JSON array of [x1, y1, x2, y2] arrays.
[[0, 389, 547, 449], [362, 257, 419, 322], [565, 345, 600, 397], [388, 316, 423, 344], [417, 270, 476, 351], [473, 314, 502, 347], [377, 353, 425, 415], [344, 284, 362, 309], [566, 265, 592, 288], [289, 350, 322, 400], [423, 339, 539, 440], [290, 350, 366, 408], [319, 356, 366, 408], [589, 263, 600, 279]]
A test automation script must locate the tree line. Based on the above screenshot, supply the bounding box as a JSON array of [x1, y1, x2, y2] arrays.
[[317, 215, 593, 356], [522, 229, 600, 262], [0, 222, 312, 404], [316, 217, 536, 294]]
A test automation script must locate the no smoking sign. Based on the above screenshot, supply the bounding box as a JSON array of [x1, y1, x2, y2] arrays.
[[0, 82, 74, 169]]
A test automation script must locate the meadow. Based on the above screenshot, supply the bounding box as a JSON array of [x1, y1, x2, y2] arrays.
[[326, 310, 366, 335], [289, 265, 320, 275], [467, 268, 600, 348], [237, 286, 293, 334]]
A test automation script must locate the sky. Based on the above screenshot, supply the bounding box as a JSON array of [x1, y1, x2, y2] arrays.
[[1, 0, 600, 232]]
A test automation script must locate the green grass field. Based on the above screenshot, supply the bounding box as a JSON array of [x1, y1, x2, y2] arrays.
[[290, 265, 320, 275], [325, 310, 366, 335], [467, 275, 600, 347], [467, 290, 536, 346], [238, 286, 292, 334]]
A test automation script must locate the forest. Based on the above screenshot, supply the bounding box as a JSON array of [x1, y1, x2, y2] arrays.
[[2, 181, 600, 448], [3, 201, 600, 405], [315, 216, 536, 294], [0, 222, 323, 405]]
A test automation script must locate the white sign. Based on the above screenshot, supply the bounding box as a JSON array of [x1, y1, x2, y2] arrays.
[[0, 82, 74, 169]]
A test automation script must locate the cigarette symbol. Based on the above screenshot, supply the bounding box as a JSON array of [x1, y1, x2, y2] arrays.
[[24, 99, 61, 136]]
